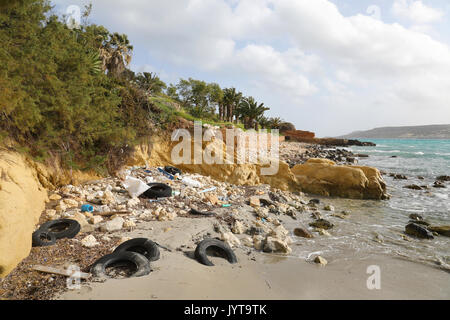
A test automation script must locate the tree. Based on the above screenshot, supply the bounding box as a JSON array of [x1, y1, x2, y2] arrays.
[[94, 31, 133, 77], [135, 72, 167, 96], [222, 88, 242, 123], [268, 117, 283, 129], [237, 97, 269, 130]]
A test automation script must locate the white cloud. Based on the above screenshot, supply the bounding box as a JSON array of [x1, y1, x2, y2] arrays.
[[392, 0, 444, 24]]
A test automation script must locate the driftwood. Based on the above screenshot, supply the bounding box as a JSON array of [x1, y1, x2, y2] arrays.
[[93, 211, 131, 216], [32, 265, 91, 280]]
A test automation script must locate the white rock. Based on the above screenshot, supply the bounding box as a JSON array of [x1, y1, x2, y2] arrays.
[[253, 235, 265, 251], [123, 220, 136, 229], [264, 236, 292, 254], [241, 236, 254, 247], [221, 231, 241, 247], [100, 216, 124, 232], [270, 225, 289, 240], [48, 194, 61, 201], [127, 197, 140, 208], [63, 198, 79, 208], [232, 221, 246, 234], [89, 216, 103, 224], [45, 209, 57, 217], [102, 190, 115, 205], [81, 235, 99, 248]]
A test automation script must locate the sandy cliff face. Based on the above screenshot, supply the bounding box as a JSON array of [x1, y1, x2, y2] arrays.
[[0, 152, 48, 277], [130, 137, 388, 200], [0, 150, 101, 278]]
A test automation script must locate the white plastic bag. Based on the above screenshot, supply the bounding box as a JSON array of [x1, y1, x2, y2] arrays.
[[181, 177, 203, 188], [123, 176, 150, 198]]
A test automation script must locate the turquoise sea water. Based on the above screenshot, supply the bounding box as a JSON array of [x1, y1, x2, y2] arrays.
[[287, 139, 450, 271], [349, 139, 450, 178]]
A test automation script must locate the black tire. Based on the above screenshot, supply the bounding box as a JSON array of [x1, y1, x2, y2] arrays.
[[164, 166, 182, 175], [90, 251, 151, 278], [189, 208, 216, 216], [32, 230, 56, 247], [113, 238, 160, 262], [140, 183, 172, 199], [39, 219, 81, 239], [194, 238, 237, 266]]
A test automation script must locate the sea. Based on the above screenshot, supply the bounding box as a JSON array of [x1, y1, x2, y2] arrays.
[[287, 139, 450, 271]]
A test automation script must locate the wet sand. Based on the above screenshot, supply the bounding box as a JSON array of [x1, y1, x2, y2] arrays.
[[58, 218, 450, 300]]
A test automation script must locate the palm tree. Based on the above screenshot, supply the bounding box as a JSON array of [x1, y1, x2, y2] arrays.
[[257, 116, 271, 129], [135, 72, 167, 96], [222, 88, 242, 123], [268, 117, 283, 129], [237, 97, 269, 130], [98, 32, 133, 77]]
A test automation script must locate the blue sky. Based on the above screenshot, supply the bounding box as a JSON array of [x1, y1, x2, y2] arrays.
[[52, 0, 450, 136]]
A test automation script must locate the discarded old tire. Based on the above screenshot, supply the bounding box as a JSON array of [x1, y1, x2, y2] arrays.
[[32, 230, 57, 247], [194, 238, 237, 266], [113, 238, 160, 262], [164, 166, 182, 175], [90, 251, 151, 278], [189, 208, 216, 216], [141, 183, 172, 199], [39, 219, 81, 239]]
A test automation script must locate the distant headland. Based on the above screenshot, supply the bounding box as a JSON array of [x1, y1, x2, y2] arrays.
[[338, 124, 450, 139]]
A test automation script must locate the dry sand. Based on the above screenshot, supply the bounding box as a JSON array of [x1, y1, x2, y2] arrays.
[[58, 217, 450, 300]]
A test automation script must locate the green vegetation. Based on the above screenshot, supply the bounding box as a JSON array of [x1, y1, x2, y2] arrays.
[[0, 0, 287, 173]]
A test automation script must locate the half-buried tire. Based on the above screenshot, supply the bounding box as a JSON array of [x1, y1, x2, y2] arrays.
[[164, 166, 182, 175], [113, 238, 160, 262], [194, 238, 237, 266], [140, 183, 172, 199], [90, 251, 151, 278], [38, 219, 81, 239], [32, 230, 57, 247]]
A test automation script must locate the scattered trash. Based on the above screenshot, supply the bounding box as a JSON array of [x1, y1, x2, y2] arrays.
[[37, 219, 81, 240], [113, 238, 160, 262], [158, 167, 175, 180], [90, 251, 151, 279], [93, 211, 131, 217], [222, 204, 231, 207], [32, 230, 56, 247], [194, 238, 238, 266], [198, 187, 217, 193], [181, 177, 203, 188], [164, 166, 182, 176], [140, 183, 172, 199], [32, 265, 91, 280], [123, 176, 150, 198], [81, 204, 94, 212], [189, 208, 216, 216]]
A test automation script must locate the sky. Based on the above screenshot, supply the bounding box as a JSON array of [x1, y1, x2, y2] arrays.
[[52, 0, 450, 137]]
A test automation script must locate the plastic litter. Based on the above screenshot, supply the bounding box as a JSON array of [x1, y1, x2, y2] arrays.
[[123, 176, 150, 198], [222, 204, 231, 207], [181, 177, 203, 188], [198, 187, 217, 194], [81, 204, 93, 212], [158, 167, 175, 180]]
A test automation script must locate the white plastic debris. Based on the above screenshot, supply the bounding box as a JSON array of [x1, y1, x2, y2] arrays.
[[123, 176, 150, 198], [181, 177, 203, 188]]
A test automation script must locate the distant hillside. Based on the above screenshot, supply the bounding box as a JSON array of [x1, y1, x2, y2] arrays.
[[338, 124, 450, 139]]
